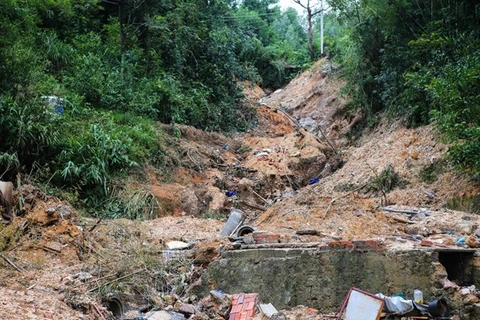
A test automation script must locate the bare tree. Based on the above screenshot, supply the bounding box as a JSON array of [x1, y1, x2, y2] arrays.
[[293, 0, 324, 62]]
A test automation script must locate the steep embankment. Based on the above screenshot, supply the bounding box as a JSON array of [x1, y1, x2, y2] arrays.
[[0, 59, 479, 319]]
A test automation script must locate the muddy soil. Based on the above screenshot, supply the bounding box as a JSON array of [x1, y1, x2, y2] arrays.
[[0, 59, 479, 319]]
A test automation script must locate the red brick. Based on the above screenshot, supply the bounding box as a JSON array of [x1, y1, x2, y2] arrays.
[[353, 240, 384, 250], [247, 308, 255, 317], [421, 239, 433, 247], [240, 311, 249, 320], [253, 234, 280, 244], [244, 302, 255, 311], [229, 315, 236, 320], [340, 240, 354, 248], [231, 305, 242, 313], [327, 241, 345, 249]]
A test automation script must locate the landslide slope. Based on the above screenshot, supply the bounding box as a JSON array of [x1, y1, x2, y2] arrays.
[[0, 59, 478, 319]]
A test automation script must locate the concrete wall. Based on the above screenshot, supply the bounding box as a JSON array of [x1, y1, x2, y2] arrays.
[[199, 248, 439, 312]]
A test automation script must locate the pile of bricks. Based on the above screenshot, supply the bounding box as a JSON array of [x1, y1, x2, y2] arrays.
[[252, 233, 280, 244], [229, 293, 258, 320]]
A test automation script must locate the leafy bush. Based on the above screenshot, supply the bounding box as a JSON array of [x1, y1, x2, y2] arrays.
[[53, 108, 163, 201], [0, 0, 318, 218], [429, 51, 480, 175], [370, 164, 408, 193], [330, 0, 480, 176], [419, 161, 445, 184]]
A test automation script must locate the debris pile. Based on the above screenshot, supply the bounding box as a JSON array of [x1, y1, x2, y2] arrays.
[[0, 60, 479, 319]]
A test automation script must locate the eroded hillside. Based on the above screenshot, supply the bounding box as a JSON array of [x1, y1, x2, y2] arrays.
[[1, 60, 479, 319]]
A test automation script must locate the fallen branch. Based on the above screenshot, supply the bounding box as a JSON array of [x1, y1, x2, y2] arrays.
[[382, 207, 420, 215], [91, 303, 107, 320], [0, 253, 24, 272], [37, 245, 62, 254], [249, 187, 269, 205], [89, 217, 104, 232], [238, 200, 266, 211], [387, 215, 414, 224], [276, 107, 301, 128], [324, 184, 366, 218], [295, 229, 341, 239]]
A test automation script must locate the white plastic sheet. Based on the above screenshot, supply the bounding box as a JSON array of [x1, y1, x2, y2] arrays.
[[376, 293, 414, 314]]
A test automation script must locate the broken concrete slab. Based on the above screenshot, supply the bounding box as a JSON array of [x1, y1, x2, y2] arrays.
[[259, 303, 278, 317], [144, 311, 186, 320], [144, 310, 171, 320], [166, 241, 193, 250]]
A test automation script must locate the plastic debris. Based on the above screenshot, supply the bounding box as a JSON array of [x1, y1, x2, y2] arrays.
[[413, 289, 423, 304], [225, 190, 237, 197], [255, 152, 269, 157], [376, 293, 414, 314], [456, 236, 466, 245], [309, 177, 320, 185], [220, 209, 243, 237]]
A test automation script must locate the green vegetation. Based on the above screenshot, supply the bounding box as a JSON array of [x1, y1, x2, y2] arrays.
[[0, 0, 313, 216], [201, 209, 224, 221], [419, 161, 446, 184], [369, 165, 408, 194], [328, 0, 480, 175]]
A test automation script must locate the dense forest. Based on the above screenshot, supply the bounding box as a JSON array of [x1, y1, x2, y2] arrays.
[[0, 0, 313, 214], [0, 0, 479, 217], [327, 0, 480, 177]]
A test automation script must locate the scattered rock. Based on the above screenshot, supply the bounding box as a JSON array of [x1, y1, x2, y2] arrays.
[[425, 190, 436, 199], [166, 241, 193, 250], [404, 225, 420, 235], [71, 272, 93, 282], [175, 302, 196, 315], [463, 294, 480, 305], [466, 236, 480, 248], [456, 222, 478, 235], [412, 211, 426, 221]]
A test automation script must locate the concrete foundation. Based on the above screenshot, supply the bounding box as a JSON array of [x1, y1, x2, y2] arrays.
[[198, 247, 479, 314]]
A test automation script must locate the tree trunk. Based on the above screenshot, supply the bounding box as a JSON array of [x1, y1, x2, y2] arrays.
[[307, 7, 314, 62]]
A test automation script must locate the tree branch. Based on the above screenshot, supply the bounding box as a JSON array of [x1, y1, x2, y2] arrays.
[[293, 0, 308, 10]]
